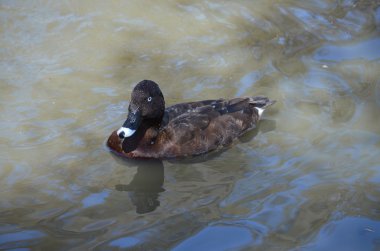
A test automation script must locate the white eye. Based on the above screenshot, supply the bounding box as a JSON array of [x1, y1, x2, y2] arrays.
[[147, 97, 152, 102]]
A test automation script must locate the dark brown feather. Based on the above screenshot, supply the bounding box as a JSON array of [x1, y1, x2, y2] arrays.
[[107, 80, 275, 159], [108, 97, 273, 159]]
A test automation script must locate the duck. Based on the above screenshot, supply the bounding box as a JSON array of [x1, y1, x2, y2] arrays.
[[107, 80, 275, 159]]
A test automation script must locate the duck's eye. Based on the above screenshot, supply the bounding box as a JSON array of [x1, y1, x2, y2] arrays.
[[147, 97, 152, 102]]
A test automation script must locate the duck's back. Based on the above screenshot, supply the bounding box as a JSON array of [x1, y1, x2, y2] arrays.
[[137, 96, 274, 158]]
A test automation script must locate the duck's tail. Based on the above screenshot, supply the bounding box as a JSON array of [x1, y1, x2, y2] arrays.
[[249, 96, 276, 117]]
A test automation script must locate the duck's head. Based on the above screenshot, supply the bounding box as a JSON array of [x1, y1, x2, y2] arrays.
[[117, 80, 165, 139]]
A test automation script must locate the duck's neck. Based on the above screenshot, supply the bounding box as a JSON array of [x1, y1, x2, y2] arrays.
[[158, 111, 169, 129], [121, 116, 162, 153]]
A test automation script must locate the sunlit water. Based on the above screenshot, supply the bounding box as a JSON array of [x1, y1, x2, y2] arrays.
[[1, 0, 380, 250]]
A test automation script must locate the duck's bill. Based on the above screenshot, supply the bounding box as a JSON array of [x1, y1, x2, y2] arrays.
[[117, 110, 141, 139], [117, 127, 136, 138]]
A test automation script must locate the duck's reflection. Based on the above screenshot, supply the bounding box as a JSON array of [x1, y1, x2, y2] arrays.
[[115, 159, 164, 214]]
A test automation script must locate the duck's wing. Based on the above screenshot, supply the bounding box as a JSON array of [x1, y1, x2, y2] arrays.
[[165, 97, 256, 129], [153, 96, 276, 158], [159, 98, 259, 151], [163, 99, 224, 121], [162, 110, 213, 145], [162, 98, 256, 123]]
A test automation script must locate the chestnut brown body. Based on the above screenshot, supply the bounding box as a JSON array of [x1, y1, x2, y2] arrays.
[[107, 80, 275, 159]]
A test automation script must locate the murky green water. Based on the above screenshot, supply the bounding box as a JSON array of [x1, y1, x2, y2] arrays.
[[1, 0, 380, 250]]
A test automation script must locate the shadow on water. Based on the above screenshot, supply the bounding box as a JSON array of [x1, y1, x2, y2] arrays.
[[111, 157, 165, 214]]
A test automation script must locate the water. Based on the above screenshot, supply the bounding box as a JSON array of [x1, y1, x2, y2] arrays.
[[1, 0, 380, 250]]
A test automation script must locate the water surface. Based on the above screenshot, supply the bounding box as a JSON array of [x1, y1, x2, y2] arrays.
[[1, 0, 380, 250]]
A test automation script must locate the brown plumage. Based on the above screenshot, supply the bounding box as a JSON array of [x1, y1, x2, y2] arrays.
[[107, 80, 275, 159]]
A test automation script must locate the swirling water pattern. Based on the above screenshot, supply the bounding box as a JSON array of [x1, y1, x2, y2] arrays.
[[0, 1, 380, 250]]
